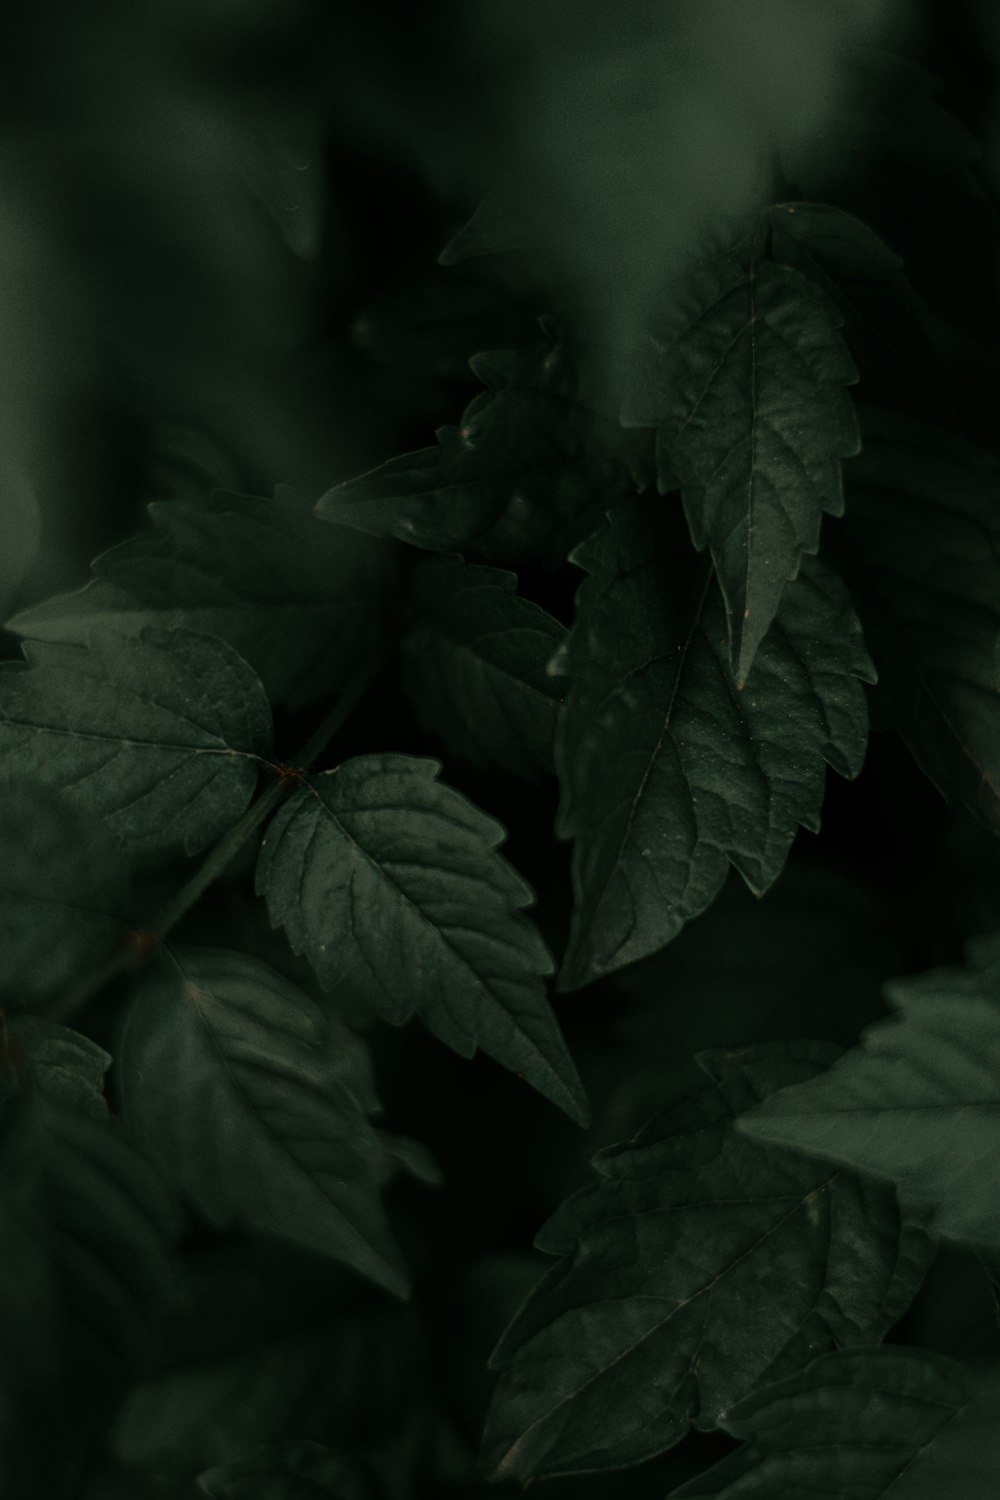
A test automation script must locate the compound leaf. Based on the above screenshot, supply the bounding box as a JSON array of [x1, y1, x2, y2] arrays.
[[402, 555, 566, 780], [623, 246, 859, 682], [838, 409, 1000, 834], [672, 1348, 1000, 1499], [482, 1042, 929, 1484], [0, 783, 131, 1009], [118, 948, 410, 1298], [255, 754, 588, 1126], [0, 629, 271, 855], [7, 491, 396, 712], [556, 501, 872, 990], [316, 339, 644, 567], [738, 937, 1000, 1250]]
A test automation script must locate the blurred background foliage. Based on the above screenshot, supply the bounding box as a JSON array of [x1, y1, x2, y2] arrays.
[[4, 1, 1000, 1495]]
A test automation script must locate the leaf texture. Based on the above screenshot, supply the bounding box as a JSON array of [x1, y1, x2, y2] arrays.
[[556, 501, 872, 990], [255, 754, 588, 1125], [402, 555, 566, 780], [0, 628, 271, 854], [622, 245, 859, 681], [0, 784, 130, 1008], [316, 340, 645, 567], [673, 1348, 1000, 1499], [481, 1042, 929, 1484], [118, 947, 410, 1297], [7, 490, 396, 711], [837, 409, 1000, 833], [738, 936, 1000, 1249]]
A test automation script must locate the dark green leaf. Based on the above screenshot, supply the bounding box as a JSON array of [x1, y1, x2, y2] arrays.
[[402, 555, 566, 780], [117, 947, 410, 1297], [737, 937, 1000, 1249], [0, 1016, 183, 1365], [197, 1441, 395, 1500], [255, 754, 588, 1125], [0, 629, 271, 855], [838, 410, 1000, 833], [556, 502, 872, 990], [672, 1348, 1000, 1499], [316, 340, 644, 567], [622, 244, 859, 682], [482, 1042, 928, 1484], [7, 491, 396, 711], [0, 784, 130, 1009]]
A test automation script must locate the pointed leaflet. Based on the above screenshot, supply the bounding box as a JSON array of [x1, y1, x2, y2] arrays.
[[0, 628, 271, 855], [482, 1042, 928, 1485], [316, 339, 645, 567], [0, 1016, 183, 1365], [738, 936, 1000, 1249], [118, 948, 410, 1298], [198, 1441, 393, 1500], [7, 490, 396, 712], [622, 243, 859, 682], [0, 784, 130, 1008], [836, 410, 1000, 833], [556, 502, 872, 990], [255, 755, 588, 1126], [672, 1348, 1000, 1499], [401, 555, 566, 780]]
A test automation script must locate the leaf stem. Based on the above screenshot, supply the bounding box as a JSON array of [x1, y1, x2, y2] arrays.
[[49, 637, 395, 1022]]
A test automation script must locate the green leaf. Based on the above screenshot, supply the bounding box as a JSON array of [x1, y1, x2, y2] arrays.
[[316, 339, 644, 568], [737, 939, 1000, 1250], [622, 243, 859, 682], [402, 555, 566, 780], [255, 754, 588, 1126], [0, 784, 130, 1008], [482, 1042, 928, 1484], [117, 947, 410, 1298], [837, 410, 1000, 833], [198, 1441, 394, 1500], [0, 628, 271, 855], [556, 501, 872, 990], [671, 1348, 1000, 1499], [0, 1016, 183, 1365], [7, 491, 396, 711]]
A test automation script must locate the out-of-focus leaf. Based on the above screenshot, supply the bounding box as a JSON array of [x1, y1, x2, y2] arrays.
[[402, 555, 566, 780], [8, 492, 396, 711]]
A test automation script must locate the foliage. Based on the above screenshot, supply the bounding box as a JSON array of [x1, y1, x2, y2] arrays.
[[2, 4, 1000, 1498]]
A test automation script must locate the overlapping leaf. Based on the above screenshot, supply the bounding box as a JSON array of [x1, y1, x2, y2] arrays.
[[0, 628, 271, 855], [622, 242, 859, 681], [482, 1042, 928, 1484], [316, 340, 646, 567], [837, 409, 1000, 833], [255, 754, 588, 1125], [0, 784, 131, 1008], [7, 491, 396, 711], [402, 555, 566, 780], [672, 1348, 1000, 1499], [0, 1017, 183, 1365], [556, 501, 872, 990], [117, 947, 410, 1297], [738, 936, 1000, 1249]]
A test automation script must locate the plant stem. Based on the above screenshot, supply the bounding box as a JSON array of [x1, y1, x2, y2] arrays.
[[50, 640, 393, 1023]]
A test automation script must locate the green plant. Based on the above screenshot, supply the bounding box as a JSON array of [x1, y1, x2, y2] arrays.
[[2, 5, 1000, 1498]]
